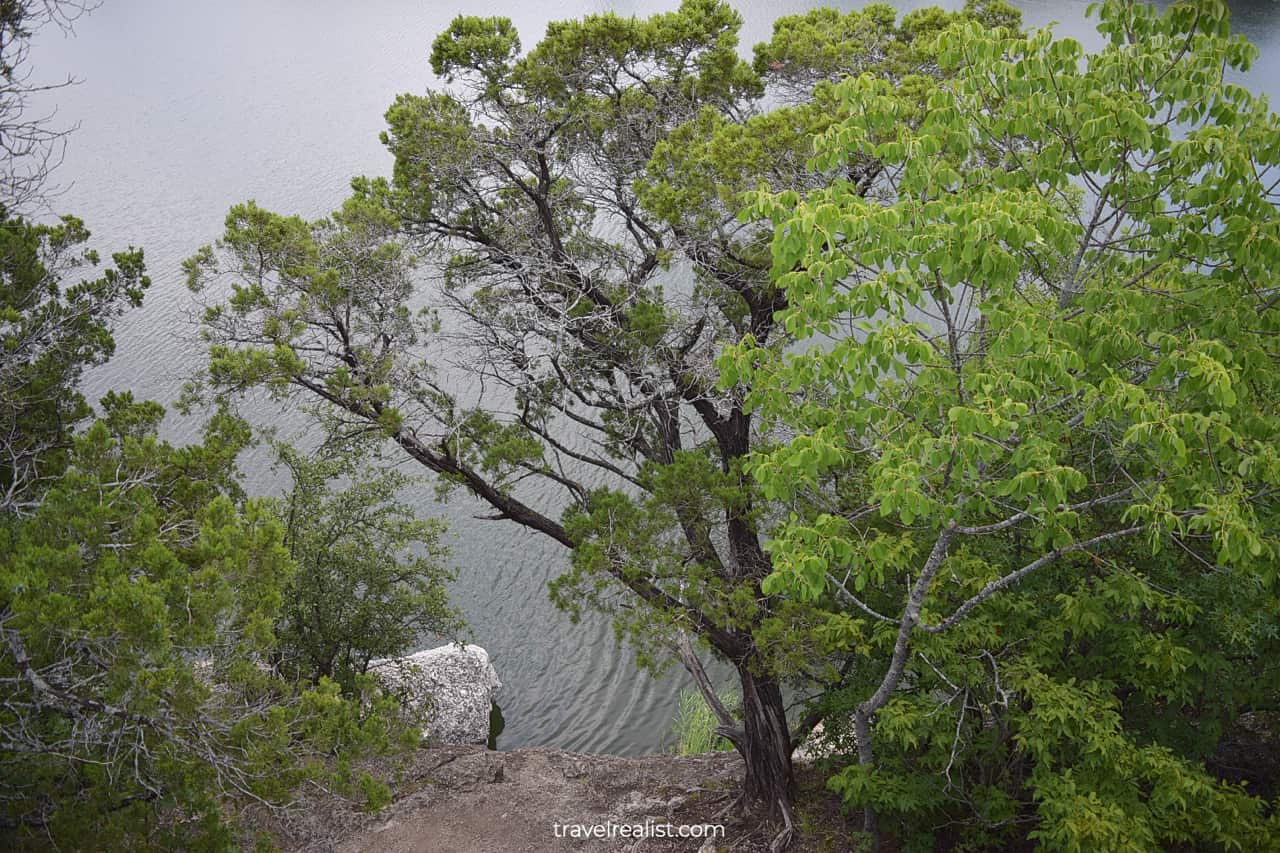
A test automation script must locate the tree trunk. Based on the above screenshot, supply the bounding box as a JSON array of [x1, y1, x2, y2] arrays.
[[737, 667, 796, 823], [678, 634, 796, 836], [853, 708, 878, 839]]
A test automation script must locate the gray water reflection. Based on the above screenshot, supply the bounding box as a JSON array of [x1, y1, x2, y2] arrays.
[[28, 0, 1280, 755]]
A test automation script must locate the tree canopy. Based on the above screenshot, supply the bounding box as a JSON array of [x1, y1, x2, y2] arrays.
[[726, 0, 1280, 847], [187, 2, 1030, 834], [0, 212, 147, 513], [271, 439, 464, 689], [1, 396, 290, 845], [1, 395, 442, 848]]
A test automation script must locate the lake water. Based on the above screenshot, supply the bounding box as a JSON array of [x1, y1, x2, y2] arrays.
[[29, 0, 1280, 755]]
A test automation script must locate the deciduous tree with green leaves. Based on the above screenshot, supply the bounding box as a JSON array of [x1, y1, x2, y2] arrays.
[[726, 0, 1280, 847], [271, 440, 464, 689], [186, 1, 1023, 832]]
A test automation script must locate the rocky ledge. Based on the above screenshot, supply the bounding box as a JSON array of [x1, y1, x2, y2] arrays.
[[370, 643, 502, 745], [245, 745, 859, 853]]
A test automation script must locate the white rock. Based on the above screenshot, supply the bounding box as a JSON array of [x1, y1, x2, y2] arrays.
[[370, 644, 501, 745], [792, 720, 853, 763]]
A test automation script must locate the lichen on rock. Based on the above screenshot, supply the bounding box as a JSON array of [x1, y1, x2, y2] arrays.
[[370, 644, 502, 745]]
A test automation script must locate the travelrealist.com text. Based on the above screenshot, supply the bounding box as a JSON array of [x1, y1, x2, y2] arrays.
[[551, 821, 725, 840]]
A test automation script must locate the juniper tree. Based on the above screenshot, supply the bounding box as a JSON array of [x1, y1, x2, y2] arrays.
[[0, 397, 427, 848], [186, 0, 1022, 832], [0, 396, 294, 846], [0, 212, 147, 513]]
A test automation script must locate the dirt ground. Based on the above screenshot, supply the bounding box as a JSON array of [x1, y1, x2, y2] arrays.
[[337, 747, 747, 853], [248, 745, 775, 852]]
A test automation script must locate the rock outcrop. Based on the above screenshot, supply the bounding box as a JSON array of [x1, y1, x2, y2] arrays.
[[370, 644, 501, 745], [792, 720, 853, 764]]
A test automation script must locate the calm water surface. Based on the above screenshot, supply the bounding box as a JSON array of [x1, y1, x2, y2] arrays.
[[30, 0, 1280, 754]]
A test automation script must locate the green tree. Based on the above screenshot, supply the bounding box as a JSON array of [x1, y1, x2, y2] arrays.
[[0, 397, 428, 848], [726, 0, 1280, 847], [185, 0, 1021, 832], [0, 211, 147, 512], [0, 395, 294, 846], [0, 4, 425, 843], [271, 440, 464, 689]]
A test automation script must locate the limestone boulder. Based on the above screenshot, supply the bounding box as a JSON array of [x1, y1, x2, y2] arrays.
[[370, 644, 501, 745]]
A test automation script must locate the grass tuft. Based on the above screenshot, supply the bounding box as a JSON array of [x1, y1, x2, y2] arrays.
[[668, 688, 739, 755]]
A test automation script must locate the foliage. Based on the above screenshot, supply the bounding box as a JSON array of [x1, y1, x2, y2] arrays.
[[0, 397, 428, 848], [0, 6, 435, 845], [752, 0, 1019, 101], [726, 0, 1280, 847], [186, 0, 1022, 823], [271, 440, 465, 690], [0, 5, 142, 514], [0, 211, 147, 512], [0, 395, 280, 846]]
